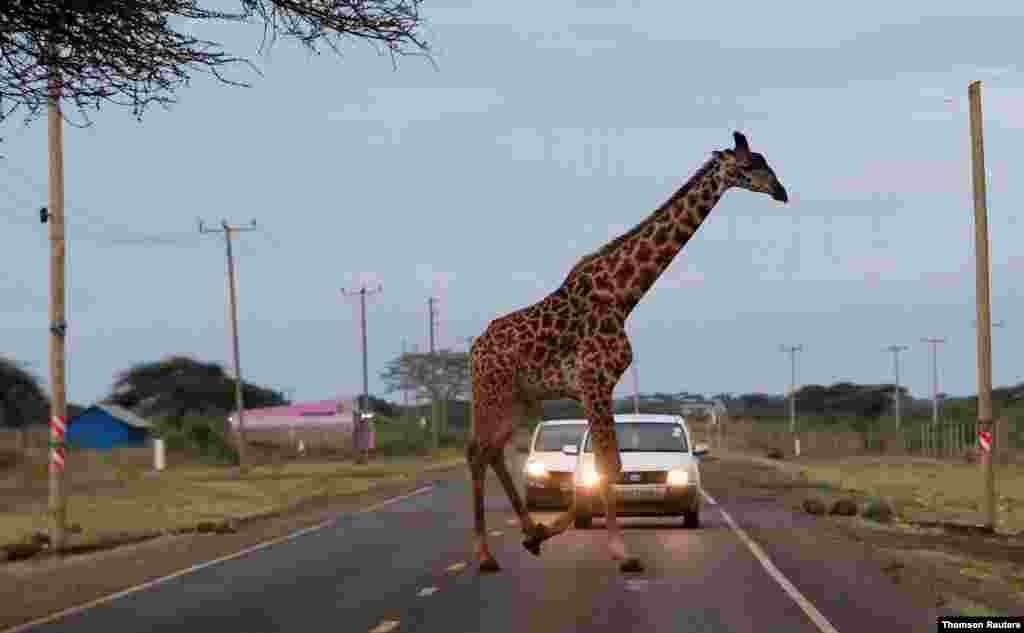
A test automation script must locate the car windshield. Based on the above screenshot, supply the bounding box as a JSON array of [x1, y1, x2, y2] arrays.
[[583, 422, 689, 453], [534, 424, 587, 452]]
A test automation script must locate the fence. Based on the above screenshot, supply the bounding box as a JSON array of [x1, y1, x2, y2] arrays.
[[687, 415, 1019, 464]]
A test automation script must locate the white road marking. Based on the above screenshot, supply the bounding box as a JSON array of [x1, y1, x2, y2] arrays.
[[445, 561, 467, 573], [417, 586, 439, 597], [701, 490, 841, 633], [369, 620, 400, 633], [0, 485, 435, 633], [505, 518, 518, 526], [489, 530, 503, 536]]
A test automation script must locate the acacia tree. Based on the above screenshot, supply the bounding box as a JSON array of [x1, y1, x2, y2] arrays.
[[0, 1, 430, 129], [380, 349, 470, 446]]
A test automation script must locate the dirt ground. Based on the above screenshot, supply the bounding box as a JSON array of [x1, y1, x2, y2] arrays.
[[702, 451, 1024, 617]]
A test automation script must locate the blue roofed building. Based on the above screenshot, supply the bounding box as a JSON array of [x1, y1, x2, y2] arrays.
[[66, 404, 154, 450]]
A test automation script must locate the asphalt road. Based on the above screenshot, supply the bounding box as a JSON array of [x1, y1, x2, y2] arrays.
[[13, 458, 938, 633]]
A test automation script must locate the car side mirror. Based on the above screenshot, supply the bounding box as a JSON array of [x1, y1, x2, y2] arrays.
[[562, 444, 579, 456], [693, 443, 709, 457]]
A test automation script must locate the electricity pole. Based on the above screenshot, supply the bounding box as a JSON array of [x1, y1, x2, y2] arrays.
[[780, 345, 803, 457], [921, 338, 946, 425], [44, 62, 68, 550], [200, 218, 258, 473], [968, 79, 997, 531], [342, 284, 382, 464], [631, 352, 640, 414], [883, 345, 909, 429], [427, 297, 439, 450]]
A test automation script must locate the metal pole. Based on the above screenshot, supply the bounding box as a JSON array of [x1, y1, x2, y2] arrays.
[[780, 345, 802, 456], [921, 338, 945, 426], [968, 79, 997, 531], [46, 66, 68, 551], [883, 345, 909, 430]]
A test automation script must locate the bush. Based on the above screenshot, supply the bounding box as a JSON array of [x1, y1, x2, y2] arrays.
[[155, 415, 239, 465]]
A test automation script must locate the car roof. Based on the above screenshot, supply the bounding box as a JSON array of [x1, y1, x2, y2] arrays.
[[542, 414, 686, 427]]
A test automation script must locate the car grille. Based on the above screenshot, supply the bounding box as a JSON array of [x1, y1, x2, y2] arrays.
[[546, 471, 574, 484], [615, 471, 668, 484]]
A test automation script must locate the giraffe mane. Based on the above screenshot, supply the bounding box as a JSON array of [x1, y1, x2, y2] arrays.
[[576, 154, 722, 267]]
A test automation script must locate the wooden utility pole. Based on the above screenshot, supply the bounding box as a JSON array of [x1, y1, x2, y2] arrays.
[[341, 284, 382, 464], [968, 80, 997, 531], [200, 219, 258, 473], [427, 297, 439, 450], [45, 69, 68, 551]]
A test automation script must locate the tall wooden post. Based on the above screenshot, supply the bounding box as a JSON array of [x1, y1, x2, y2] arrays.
[[47, 71, 68, 550], [968, 80, 997, 531]]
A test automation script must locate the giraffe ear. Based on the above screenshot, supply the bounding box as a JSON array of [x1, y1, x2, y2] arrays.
[[733, 131, 752, 165]]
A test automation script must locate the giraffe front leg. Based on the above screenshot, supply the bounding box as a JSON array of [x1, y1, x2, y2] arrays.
[[585, 394, 644, 573]]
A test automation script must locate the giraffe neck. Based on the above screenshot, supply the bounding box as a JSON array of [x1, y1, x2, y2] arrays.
[[570, 156, 727, 315]]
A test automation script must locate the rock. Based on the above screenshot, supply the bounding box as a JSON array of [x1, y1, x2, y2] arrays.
[[196, 519, 238, 534], [862, 497, 895, 523], [802, 497, 826, 515], [2, 542, 44, 562], [766, 448, 785, 460], [829, 498, 859, 516], [29, 531, 51, 546]]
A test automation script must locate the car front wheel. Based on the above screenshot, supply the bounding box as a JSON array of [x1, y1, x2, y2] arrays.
[[683, 509, 700, 529], [574, 513, 592, 529]]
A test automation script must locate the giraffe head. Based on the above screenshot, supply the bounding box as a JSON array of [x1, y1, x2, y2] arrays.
[[714, 131, 788, 203]]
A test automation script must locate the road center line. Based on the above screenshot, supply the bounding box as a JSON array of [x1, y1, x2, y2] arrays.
[[0, 485, 435, 633], [417, 587, 439, 597], [701, 490, 841, 633]]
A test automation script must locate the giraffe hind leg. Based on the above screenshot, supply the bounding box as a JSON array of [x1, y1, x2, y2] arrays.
[[467, 439, 500, 573], [486, 446, 549, 555]]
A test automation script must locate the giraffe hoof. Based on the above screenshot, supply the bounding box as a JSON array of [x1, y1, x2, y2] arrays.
[[479, 557, 501, 573], [619, 558, 644, 573], [522, 536, 542, 557]]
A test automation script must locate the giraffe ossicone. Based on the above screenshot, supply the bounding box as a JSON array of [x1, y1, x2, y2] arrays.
[[466, 131, 788, 573]]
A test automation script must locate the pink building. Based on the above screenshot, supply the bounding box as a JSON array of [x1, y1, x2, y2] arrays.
[[226, 398, 358, 432]]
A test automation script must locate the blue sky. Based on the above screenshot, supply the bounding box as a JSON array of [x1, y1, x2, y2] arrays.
[[2, 1, 1022, 406]]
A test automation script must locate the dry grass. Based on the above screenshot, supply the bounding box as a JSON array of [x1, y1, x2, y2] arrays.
[[0, 448, 464, 545], [790, 455, 1024, 532]]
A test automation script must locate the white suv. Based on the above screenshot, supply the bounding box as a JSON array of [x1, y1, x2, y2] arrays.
[[573, 414, 707, 529], [522, 419, 588, 509]]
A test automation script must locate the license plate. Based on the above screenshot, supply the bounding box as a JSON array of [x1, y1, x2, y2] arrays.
[[615, 486, 665, 500]]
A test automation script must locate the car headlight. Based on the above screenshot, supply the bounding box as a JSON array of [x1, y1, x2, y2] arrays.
[[581, 465, 601, 487], [526, 461, 548, 478], [667, 469, 690, 486]]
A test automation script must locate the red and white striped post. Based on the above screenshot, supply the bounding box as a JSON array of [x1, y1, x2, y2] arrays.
[[978, 429, 992, 455], [49, 415, 66, 474]]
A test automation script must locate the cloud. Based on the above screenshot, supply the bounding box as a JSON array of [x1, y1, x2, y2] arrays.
[[414, 264, 457, 292], [327, 87, 505, 125]]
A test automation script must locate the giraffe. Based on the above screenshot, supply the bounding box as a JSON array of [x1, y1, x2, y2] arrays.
[[466, 131, 788, 573]]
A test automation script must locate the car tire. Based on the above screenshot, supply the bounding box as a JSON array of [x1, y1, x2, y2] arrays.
[[683, 509, 700, 529], [574, 514, 592, 529]]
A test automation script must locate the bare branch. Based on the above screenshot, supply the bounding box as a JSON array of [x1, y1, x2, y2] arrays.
[[0, 0, 431, 129]]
